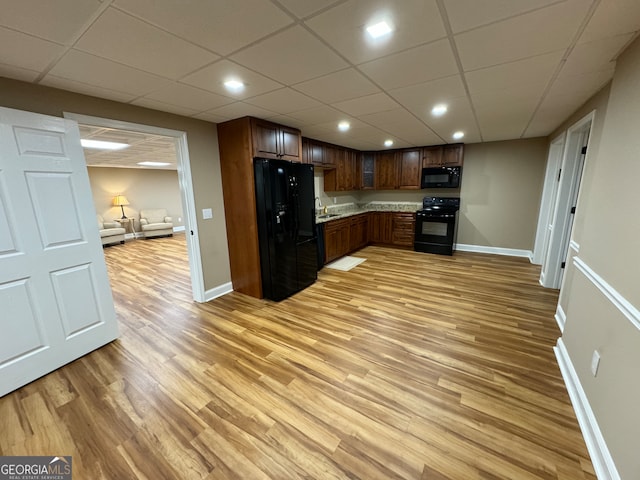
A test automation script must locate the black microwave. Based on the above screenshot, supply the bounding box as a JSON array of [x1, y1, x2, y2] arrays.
[[421, 166, 461, 189]]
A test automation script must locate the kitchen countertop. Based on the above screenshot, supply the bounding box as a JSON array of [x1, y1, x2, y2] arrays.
[[315, 202, 421, 224]]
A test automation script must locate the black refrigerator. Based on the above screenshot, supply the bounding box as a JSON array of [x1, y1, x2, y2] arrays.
[[254, 158, 318, 301]]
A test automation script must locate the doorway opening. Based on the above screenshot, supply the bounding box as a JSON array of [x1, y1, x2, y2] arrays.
[[537, 112, 594, 289], [63, 112, 205, 302]]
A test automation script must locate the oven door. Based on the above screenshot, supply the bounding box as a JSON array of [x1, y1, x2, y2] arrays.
[[414, 212, 457, 255]]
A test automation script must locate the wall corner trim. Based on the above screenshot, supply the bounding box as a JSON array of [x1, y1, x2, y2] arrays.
[[454, 244, 532, 258], [203, 282, 233, 303], [555, 304, 566, 332], [554, 338, 620, 480], [573, 257, 640, 331]]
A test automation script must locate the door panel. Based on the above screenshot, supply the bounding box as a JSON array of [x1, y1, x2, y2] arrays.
[[0, 106, 119, 397]]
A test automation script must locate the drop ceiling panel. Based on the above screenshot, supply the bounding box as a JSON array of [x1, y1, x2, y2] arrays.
[[444, 0, 560, 34], [277, 0, 343, 18], [0, 27, 65, 71], [140, 83, 235, 112], [306, 0, 446, 65], [579, 0, 640, 44], [358, 108, 441, 146], [0, 64, 40, 82], [244, 88, 322, 114], [389, 75, 466, 114], [45, 49, 170, 96], [465, 51, 563, 94], [562, 34, 634, 76], [548, 67, 615, 99], [358, 39, 458, 90], [418, 97, 480, 143], [294, 68, 380, 104], [40, 76, 137, 104], [74, 8, 219, 79], [455, 0, 592, 71], [230, 26, 348, 85], [114, 0, 293, 55], [204, 101, 278, 122], [332, 92, 399, 117], [0, 0, 102, 44], [182, 59, 283, 100], [474, 97, 540, 141], [287, 105, 346, 126], [131, 97, 200, 117]]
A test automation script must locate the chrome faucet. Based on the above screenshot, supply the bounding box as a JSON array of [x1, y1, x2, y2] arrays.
[[315, 197, 327, 214]]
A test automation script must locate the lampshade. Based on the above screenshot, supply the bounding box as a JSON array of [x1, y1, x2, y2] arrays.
[[112, 195, 129, 207]]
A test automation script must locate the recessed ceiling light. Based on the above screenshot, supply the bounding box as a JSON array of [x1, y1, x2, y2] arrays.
[[338, 121, 350, 132], [384, 139, 394, 147], [366, 21, 392, 39], [224, 79, 244, 91], [431, 104, 448, 116], [452, 131, 465, 140], [81, 139, 129, 150], [137, 161, 171, 167]]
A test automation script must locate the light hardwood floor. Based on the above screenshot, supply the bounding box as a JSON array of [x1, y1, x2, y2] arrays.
[[0, 234, 596, 479]]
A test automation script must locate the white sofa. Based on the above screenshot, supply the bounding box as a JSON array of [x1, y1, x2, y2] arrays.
[[97, 215, 126, 246], [139, 209, 173, 239]]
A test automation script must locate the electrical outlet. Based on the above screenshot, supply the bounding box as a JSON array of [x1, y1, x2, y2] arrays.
[[202, 208, 213, 220], [178, 217, 182, 222], [591, 350, 601, 376], [333, 197, 337, 204]]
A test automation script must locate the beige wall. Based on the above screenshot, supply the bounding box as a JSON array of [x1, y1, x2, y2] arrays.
[[88, 167, 183, 232], [0, 77, 231, 292], [457, 138, 548, 250], [558, 37, 640, 479]]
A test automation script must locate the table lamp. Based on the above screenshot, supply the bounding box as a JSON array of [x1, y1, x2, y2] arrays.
[[113, 195, 130, 219]]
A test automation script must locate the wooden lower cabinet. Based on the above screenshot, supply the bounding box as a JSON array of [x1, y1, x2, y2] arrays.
[[323, 211, 415, 265], [391, 213, 416, 247], [349, 214, 368, 251], [324, 218, 350, 263]]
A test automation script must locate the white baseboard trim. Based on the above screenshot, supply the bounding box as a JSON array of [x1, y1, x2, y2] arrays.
[[573, 257, 640, 332], [555, 304, 566, 332], [173, 225, 186, 233], [554, 339, 620, 480], [203, 282, 233, 302], [455, 243, 532, 259]]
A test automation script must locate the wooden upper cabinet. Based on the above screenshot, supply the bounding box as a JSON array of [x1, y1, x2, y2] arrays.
[[442, 144, 464, 166], [251, 118, 302, 162], [422, 146, 443, 167], [398, 149, 422, 189], [324, 147, 357, 192], [323, 144, 338, 167], [422, 144, 464, 167], [375, 151, 399, 189], [302, 137, 325, 166], [359, 152, 375, 190]]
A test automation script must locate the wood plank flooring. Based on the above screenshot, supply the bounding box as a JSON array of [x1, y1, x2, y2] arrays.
[[0, 234, 596, 479]]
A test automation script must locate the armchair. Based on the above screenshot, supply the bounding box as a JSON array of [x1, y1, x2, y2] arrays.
[[139, 209, 174, 239], [97, 215, 125, 246]]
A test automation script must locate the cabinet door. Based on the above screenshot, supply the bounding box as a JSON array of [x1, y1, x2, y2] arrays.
[[442, 144, 464, 166], [325, 219, 350, 262], [398, 149, 422, 189], [422, 146, 443, 167], [308, 140, 324, 166], [375, 151, 398, 189], [279, 125, 302, 162], [392, 213, 416, 247], [342, 150, 357, 191], [323, 144, 338, 166], [349, 214, 368, 251], [359, 152, 375, 190], [369, 212, 393, 244], [251, 119, 280, 159]]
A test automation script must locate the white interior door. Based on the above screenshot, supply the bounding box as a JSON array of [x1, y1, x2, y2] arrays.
[[0, 106, 118, 397]]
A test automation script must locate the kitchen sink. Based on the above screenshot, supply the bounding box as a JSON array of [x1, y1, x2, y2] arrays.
[[317, 213, 340, 219]]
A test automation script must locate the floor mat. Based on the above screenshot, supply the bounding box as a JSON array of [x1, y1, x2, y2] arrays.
[[324, 256, 366, 271]]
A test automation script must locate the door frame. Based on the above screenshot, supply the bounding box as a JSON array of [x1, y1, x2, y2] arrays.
[[63, 112, 205, 302], [532, 132, 566, 265], [539, 111, 594, 289]]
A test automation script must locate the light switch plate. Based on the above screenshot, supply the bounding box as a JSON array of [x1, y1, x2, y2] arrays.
[[202, 208, 213, 220]]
